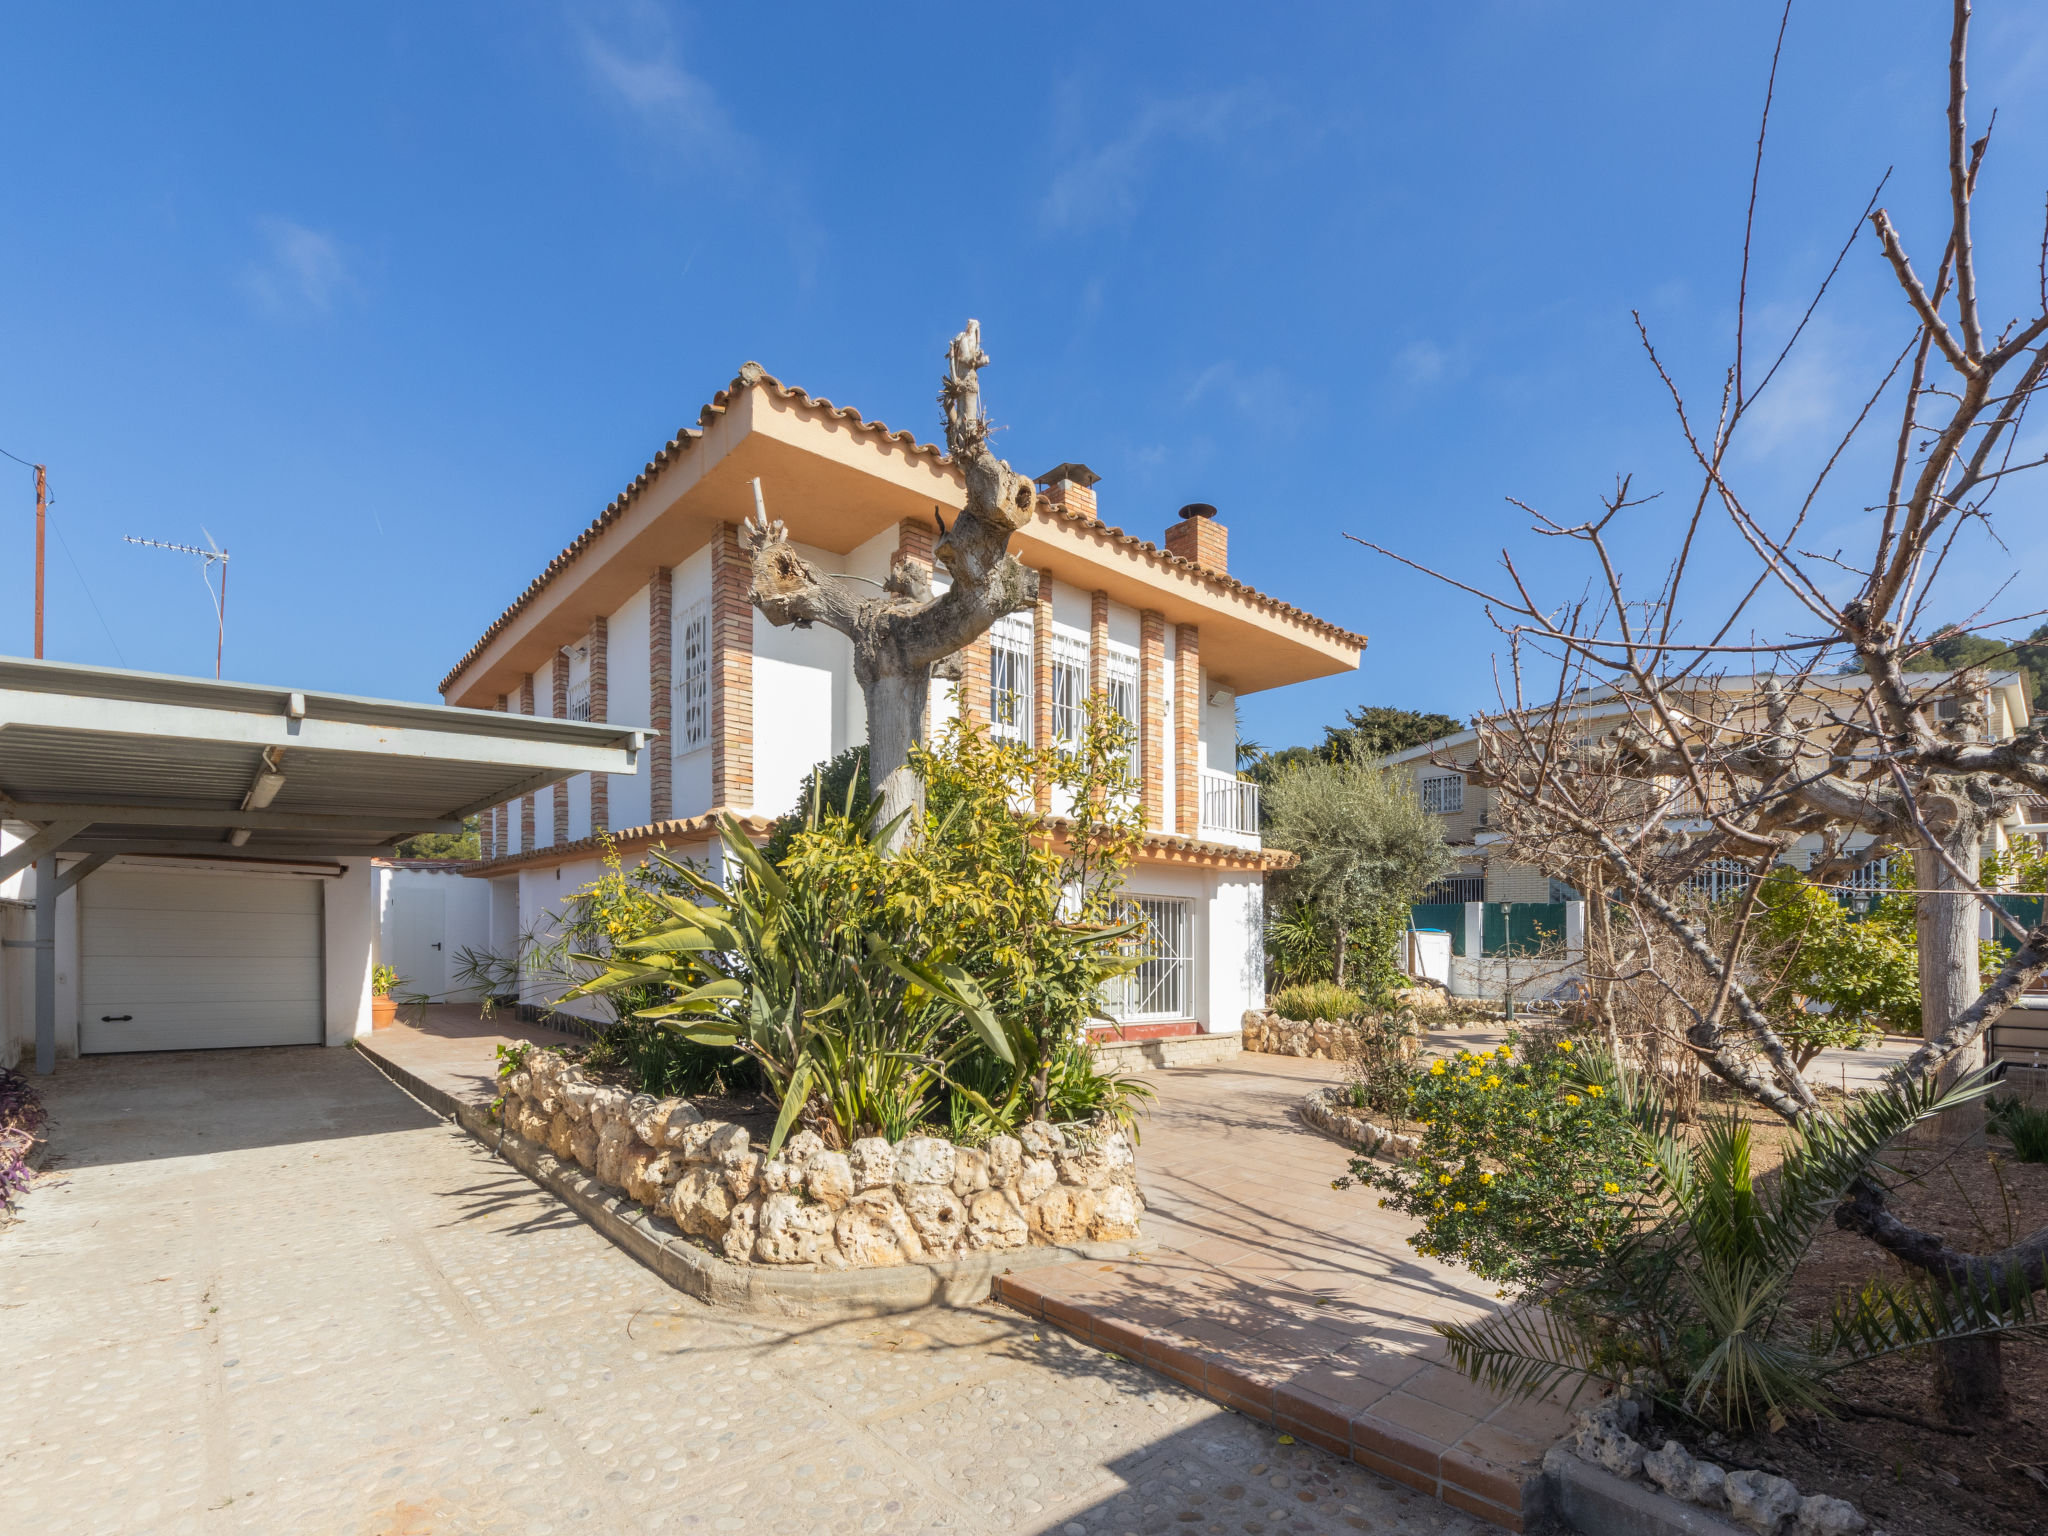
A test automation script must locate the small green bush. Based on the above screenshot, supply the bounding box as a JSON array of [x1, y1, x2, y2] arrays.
[[1270, 981, 1366, 1021], [1989, 1092, 2048, 1162], [1342, 1012, 1420, 1118], [1343, 1036, 1648, 1290], [584, 1018, 763, 1099]]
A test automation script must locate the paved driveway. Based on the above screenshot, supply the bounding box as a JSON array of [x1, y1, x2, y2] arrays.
[[1, 1047, 1500, 1536]]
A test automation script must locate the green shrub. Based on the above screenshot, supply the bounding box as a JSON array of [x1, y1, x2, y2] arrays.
[[583, 1018, 762, 1098], [1342, 1012, 1420, 1118], [1344, 1037, 1648, 1289], [1988, 1092, 2048, 1162], [1270, 981, 1366, 1021]]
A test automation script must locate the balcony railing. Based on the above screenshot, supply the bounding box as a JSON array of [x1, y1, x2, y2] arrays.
[[1199, 770, 1260, 838]]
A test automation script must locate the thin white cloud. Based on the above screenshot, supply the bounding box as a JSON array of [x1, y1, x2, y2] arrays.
[[243, 219, 355, 314], [1041, 87, 1275, 233], [1393, 339, 1456, 389], [577, 5, 735, 157], [1183, 360, 1293, 437]]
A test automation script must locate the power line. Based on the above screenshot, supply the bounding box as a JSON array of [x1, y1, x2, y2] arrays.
[[51, 516, 127, 667], [0, 443, 38, 470]]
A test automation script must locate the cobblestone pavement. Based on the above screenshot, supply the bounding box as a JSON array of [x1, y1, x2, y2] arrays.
[[2, 1047, 1504, 1536]]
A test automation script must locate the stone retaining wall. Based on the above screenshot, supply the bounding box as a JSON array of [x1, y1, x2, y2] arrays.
[[495, 1050, 1143, 1270], [1298, 1084, 1421, 1161], [1241, 1012, 1354, 1058]]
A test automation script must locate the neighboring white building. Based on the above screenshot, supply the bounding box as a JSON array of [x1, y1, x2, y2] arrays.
[[434, 365, 1367, 1042]]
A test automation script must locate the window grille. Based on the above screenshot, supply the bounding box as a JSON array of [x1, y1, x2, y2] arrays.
[[989, 611, 1032, 743], [676, 600, 710, 751], [1106, 643, 1139, 767], [1421, 773, 1464, 814], [567, 677, 592, 723], [1683, 858, 1752, 904], [1423, 875, 1484, 904], [1101, 896, 1192, 1021], [1051, 632, 1089, 751]]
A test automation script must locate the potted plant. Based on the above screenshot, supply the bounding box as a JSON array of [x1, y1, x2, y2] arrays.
[[370, 964, 403, 1029]]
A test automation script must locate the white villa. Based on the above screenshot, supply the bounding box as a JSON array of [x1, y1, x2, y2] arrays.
[[407, 363, 1366, 1046]]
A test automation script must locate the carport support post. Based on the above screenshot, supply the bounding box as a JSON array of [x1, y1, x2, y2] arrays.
[[33, 853, 56, 1076]]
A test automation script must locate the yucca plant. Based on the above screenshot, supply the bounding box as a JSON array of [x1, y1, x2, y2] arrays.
[[1437, 1052, 2047, 1428]]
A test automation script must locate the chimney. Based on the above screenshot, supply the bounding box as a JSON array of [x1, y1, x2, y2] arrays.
[[1164, 503, 1227, 575], [1036, 462, 1100, 520]]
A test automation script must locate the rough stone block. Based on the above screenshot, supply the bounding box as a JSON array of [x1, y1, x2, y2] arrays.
[[721, 1197, 761, 1262], [951, 1146, 991, 1198], [723, 1150, 763, 1201], [569, 1120, 601, 1171], [753, 1192, 831, 1264], [893, 1136, 956, 1188], [848, 1137, 895, 1191], [900, 1184, 967, 1256], [1016, 1156, 1057, 1203], [1020, 1120, 1064, 1158], [1028, 1184, 1099, 1245], [805, 1152, 854, 1209], [984, 1134, 1022, 1187], [1796, 1493, 1865, 1536], [671, 1166, 733, 1238], [834, 1190, 922, 1267], [1091, 1182, 1142, 1239], [1727, 1469, 1801, 1535], [965, 1189, 1029, 1250]]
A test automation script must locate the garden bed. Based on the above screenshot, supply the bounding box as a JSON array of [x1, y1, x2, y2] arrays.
[[495, 1048, 1144, 1270], [1612, 1128, 2048, 1536]]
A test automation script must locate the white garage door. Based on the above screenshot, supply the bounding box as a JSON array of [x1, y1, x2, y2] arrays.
[[81, 868, 324, 1053]]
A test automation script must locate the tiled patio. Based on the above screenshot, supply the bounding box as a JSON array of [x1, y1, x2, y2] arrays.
[[360, 1009, 1572, 1530], [995, 1045, 1568, 1531]]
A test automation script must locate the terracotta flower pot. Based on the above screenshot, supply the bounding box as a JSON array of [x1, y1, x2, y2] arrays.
[[370, 995, 399, 1029]]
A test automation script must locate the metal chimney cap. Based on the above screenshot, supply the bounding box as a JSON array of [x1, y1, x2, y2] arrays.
[[1177, 502, 1218, 520], [1035, 462, 1101, 489]]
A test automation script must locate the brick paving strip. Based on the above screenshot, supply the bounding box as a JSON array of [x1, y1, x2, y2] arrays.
[[361, 1007, 1572, 1531]]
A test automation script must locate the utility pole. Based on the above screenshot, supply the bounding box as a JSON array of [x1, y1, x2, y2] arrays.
[[33, 464, 46, 658]]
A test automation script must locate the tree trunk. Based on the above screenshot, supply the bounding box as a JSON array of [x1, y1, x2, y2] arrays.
[[1933, 1333, 2009, 1422], [1916, 838, 1984, 1127], [1333, 919, 1350, 988], [866, 669, 929, 852]]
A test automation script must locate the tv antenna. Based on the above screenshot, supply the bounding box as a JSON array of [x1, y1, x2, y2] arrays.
[[124, 531, 230, 677]]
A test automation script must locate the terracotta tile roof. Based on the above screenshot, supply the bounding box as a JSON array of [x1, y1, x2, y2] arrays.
[[462, 811, 777, 876], [440, 365, 1367, 698], [467, 812, 1292, 877]]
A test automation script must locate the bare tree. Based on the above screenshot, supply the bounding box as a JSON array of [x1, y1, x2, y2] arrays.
[[1356, 0, 2048, 1419], [741, 321, 1040, 847]]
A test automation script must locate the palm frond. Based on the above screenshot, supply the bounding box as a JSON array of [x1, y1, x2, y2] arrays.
[[1822, 1262, 2048, 1369], [1436, 1301, 1611, 1407]]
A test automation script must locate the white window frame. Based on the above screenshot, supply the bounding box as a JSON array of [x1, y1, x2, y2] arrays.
[[1051, 631, 1089, 751], [1105, 642, 1139, 768], [675, 599, 710, 753], [1101, 896, 1193, 1022], [989, 611, 1033, 744], [1421, 773, 1464, 814]]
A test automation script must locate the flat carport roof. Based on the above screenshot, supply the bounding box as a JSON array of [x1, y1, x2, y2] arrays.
[[0, 655, 650, 1071]]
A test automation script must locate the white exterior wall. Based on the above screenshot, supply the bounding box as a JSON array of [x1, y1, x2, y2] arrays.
[[322, 857, 376, 1045], [1160, 630, 1178, 830], [376, 864, 494, 1003], [752, 538, 855, 820], [1206, 872, 1263, 1034], [1201, 683, 1236, 777], [606, 585, 653, 831]]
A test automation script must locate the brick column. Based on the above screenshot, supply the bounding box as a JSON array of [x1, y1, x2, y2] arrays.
[[710, 522, 754, 810], [1175, 623, 1201, 837], [962, 635, 991, 728], [1140, 610, 1166, 832], [1089, 591, 1109, 697], [649, 568, 673, 822], [518, 674, 536, 853], [552, 651, 570, 845], [588, 618, 609, 832]]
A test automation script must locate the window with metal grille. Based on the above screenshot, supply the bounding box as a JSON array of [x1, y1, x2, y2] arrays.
[[1106, 643, 1139, 767], [567, 678, 592, 722], [676, 600, 710, 751], [989, 611, 1032, 743], [1101, 896, 1192, 1021], [1683, 858, 1752, 904], [1423, 875, 1485, 904], [1421, 774, 1464, 814], [1051, 632, 1088, 751]]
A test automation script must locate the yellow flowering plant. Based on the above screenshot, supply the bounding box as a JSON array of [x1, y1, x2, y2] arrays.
[[1340, 1037, 1648, 1290]]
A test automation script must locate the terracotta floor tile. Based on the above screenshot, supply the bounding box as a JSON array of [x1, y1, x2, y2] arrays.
[[1368, 1388, 1486, 1450]]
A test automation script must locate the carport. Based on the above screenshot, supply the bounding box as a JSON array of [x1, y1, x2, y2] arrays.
[[0, 656, 645, 1073]]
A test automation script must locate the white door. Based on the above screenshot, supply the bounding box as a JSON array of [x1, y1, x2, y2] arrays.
[[81, 868, 324, 1053], [389, 882, 447, 998]]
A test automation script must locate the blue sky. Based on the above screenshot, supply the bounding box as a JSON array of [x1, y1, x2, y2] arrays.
[[4, 2, 2045, 754]]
